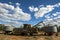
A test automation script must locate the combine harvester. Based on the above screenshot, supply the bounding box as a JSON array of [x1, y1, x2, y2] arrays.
[[13, 24, 38, 35]]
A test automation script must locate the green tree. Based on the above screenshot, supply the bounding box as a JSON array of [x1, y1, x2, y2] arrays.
[[0, 24, 4, 31]]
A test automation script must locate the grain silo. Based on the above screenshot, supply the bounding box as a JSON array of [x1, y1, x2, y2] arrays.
[[3, 25, 15, 34], [44, 25, 58, 36]]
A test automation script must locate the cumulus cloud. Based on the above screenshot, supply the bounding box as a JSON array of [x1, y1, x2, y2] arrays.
[[9, 2, 12, 4], [7, 21, 23, 27], [35, 11, 60, 27], [53, 12, 60, 16], [0, 3, 14, 10], [29, 6, 38, 12], [34, 5, 54, 18], [43, 18, 60, 26], [0, 3, 31, 21], [0, 3, 31, 27], [4, 20, 23, 27], [0, 16, 23, 27], [43, 12, 60, 26], [34, 3, 60, 18], [16, 3, 20, 6], [45, 12, 60, 19], [45, 14, 51, 19]]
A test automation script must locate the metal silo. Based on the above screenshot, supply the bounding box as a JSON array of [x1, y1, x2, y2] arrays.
[[44, 25, 58, 36], [45, 26, 57, 33], [3, 25, 15, 34]]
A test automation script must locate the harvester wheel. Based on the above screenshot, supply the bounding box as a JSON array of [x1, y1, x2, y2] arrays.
[[48, 33, 53, 36], [21, 33, 25, 36], [4, 31, 9, 34], [56, 33, 58, 36], [44, 33, 47, 36], [30, 33, 33, 36], [4, 32, 7, 35], [27, 33, 30, 36]]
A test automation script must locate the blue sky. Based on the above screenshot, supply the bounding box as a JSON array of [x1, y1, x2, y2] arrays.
[[0, 0, 60, 27]]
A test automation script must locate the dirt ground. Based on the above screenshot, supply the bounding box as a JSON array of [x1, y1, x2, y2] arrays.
[[0, 34, 60, 40]]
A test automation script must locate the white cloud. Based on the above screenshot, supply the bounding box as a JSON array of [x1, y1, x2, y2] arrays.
[[34, 6, 54, 18], [16, 3, 20, 6], [45, 14, 51, 19], [0, 17, 23, 27], [47, 19, 60, 26], [29, 6, 38, 12], [53, 3, 60, 7], [0, 3, 31, 21], [6, 21, 23, 27], [5, 21, 23, 27], [0, 3, 31, 27], [53, 12, 60, 16], [9, 2, 12, 4], [39, 5, 44, 8], [43, 12, 60, 26], [45, 12, 60, 20], [0, 3, 14, 10], [0, 7, 9, 13], [58, 3, 60, 6], [34, 3, 60, 18]]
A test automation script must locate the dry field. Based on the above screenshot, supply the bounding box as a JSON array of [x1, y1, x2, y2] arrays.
[[0, 34, 60, 40]]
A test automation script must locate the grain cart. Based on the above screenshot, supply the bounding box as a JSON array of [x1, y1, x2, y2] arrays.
[[43, 25, 58, 36], [3, 26, 15, 34]]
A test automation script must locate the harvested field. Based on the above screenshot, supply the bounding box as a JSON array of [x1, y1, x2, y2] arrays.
[[0, 34, 60, 40]]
